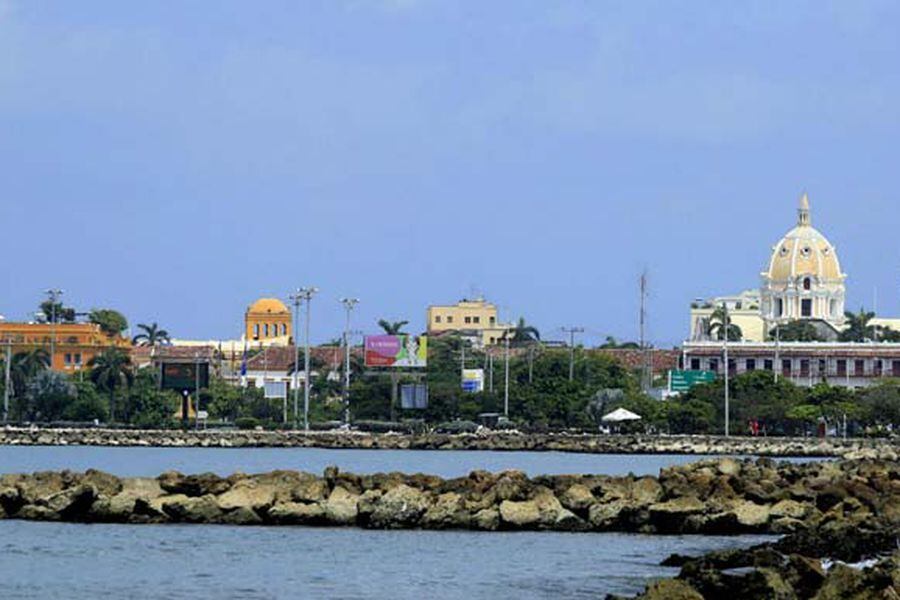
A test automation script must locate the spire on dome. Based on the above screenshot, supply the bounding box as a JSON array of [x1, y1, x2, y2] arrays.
[[798, 192, 811, 226]]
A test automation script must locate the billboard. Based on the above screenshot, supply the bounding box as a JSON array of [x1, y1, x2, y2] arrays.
[[668, 370, 716, 393], [264, 381, 288, 399], [461, 369, 484, 393], [400, 384, 428, 409], [364, 335, 427, 368], [161, 362, 210, 392]]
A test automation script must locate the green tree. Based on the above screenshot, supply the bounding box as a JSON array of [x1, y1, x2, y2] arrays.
[[708, 306, 743, 341], [89, 348, 134, 422], [771, 320, 825, 342], [9, 349, 51, 417], [132, 322, 171, 346], [63, 381, 109, 422], [506, 317, 541, 346], [127, 369, 176, 428], [840, 308, 877, 342], [89, 308, 129, 337], [378, 319, 409, 335], [25, 370, 76, 422], [858, 382, 900, 429], [598, 336, 640, 349], [39, 300, 76, 323]]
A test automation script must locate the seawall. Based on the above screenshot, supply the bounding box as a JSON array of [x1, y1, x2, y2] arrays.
[[0, 427, 897, 458]]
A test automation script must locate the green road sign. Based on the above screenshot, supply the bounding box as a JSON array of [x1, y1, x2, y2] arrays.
[[668, 369, 716, 393]]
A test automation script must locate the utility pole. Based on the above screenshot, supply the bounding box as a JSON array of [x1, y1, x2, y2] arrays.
[[46, 288, 63, 369], [289, 290, 302, 429], [561, 327, 584, 381], [340, 297, 359, 426], [722, 300, 730, 437], [503, 335, 510, 417], [298, 287, 318, 432], [3, 339, 11, 422], [639, 271, 652, 391], [774, 324, 781, 383]]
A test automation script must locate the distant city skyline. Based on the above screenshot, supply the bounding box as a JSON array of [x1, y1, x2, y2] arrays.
[[1, 1, 898, 348]]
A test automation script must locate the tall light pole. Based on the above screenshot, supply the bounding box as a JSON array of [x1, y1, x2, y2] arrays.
[[3, 338, 11, 422], [503, 334, 510, 417], [722, 300, 730, 437], [298, 287, 318, 432], [340, 297, 359, 426], [45, 288, 63, 369], [773, 324, 781, 383], [289, 291, 302, 428], [561, 326, 584, 381]]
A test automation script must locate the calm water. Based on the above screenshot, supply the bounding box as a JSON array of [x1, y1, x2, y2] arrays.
[[0, 447, 789, 599], [0, 445, 803, 478], [0, 521, 774, 599]]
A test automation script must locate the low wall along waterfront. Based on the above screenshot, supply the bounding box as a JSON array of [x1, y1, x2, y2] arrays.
[[0, 427, 898, 459]]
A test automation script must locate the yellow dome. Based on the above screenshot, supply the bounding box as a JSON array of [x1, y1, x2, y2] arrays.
[[247, 297, 290, 315], [765, 194, 844, 282]]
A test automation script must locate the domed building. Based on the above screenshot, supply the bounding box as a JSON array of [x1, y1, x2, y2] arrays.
[[760, 193, 846, 336], [244, 297, 292, 343]]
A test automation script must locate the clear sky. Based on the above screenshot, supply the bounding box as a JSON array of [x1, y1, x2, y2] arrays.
[[1, 1, 898, 347]]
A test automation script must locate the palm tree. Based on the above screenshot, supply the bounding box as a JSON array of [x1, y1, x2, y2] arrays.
[[839, 309, 876, 342], [378, 319, 409, 335], [708, 307, 742, 341], [8, 349, 50, 417], [505, 317, 540, 347], [89, 348, 134, 423], [132, 322, 171, 346]]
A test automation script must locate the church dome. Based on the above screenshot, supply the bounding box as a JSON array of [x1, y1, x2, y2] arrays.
[[765, 194, 844, 283], [247, 297, 290, 315]]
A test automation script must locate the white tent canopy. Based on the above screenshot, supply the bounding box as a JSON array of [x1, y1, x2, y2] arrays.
[[601, 408, 642, 422]]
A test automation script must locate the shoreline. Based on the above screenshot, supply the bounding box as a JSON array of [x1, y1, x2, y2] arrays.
[[0, 427, 897, 459]]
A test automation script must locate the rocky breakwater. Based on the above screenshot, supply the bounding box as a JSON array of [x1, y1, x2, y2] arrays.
[[1, 426, 898, 458], [0, 458, 896, 539]]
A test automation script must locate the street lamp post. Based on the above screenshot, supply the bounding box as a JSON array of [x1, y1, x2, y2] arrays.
[[722, 301, 730, 437], [3, 339, 11, 422], [503, 335, 510, 417], [289, 291, 302, 428], [339, 297, 359, 426], [45, 288, 63, 369], [299, 287, 318, 432]]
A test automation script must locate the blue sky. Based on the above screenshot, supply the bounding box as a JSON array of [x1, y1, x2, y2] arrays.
[[1, 1, 898, 347]]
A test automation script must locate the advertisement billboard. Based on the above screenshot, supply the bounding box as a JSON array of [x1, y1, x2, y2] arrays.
[[461, 369, 484, 393], [161, 362, 210, 392], [364, 335, 427, 368]]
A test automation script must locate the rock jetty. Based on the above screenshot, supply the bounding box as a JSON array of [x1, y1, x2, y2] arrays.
[[1, 427, 897, 458], [0, 458, 896, 535]]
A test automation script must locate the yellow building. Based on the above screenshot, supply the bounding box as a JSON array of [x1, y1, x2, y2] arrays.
[[426, 297, 511, 346], [244, 298, 292, 344], [0, 321, 130, 371]]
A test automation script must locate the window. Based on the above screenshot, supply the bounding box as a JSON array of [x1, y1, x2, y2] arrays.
[[837, 360, 847, 376], [893, 361, 900, 377], [855, 360, 865, 376], [447, 316, 453, 324], [64, 353, 72, 366], [764, 359, 773, 371], [489, 316, 496, 325], [690, 358, 701, 370], [728, 359, 736, 373], [435, 316, 442, 323], [800, 359, 810, 377], [775, 298, 784, 317], [818, 359, 826, 376], [253, 324, 260, 339], [803, 277, 811, 291], [472, 316, 480, 324], [489, 337, 496, 345], [782, 359, 792, 377], [282, 324, 287, 336], [801, 299, 812, 317], [709, 359, 719, 373], [74, 353, 82, 366], [874, 360, 883, 376], [464, 316, 471, 324], [264, 324, 269, 337], [746, 359, 756, 371]]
